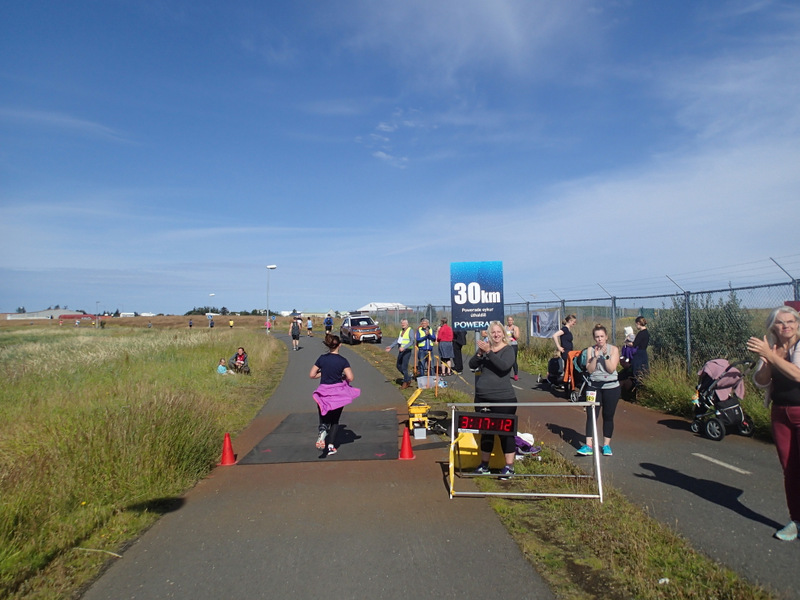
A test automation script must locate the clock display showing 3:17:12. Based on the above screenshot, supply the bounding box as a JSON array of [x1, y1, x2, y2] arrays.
[[457, 412, 517, 435]]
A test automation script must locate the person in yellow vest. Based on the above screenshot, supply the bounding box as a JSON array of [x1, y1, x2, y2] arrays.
[[386, 318, 415, 389], [416, 318, 436, 377], [229, 319, 234, 329]]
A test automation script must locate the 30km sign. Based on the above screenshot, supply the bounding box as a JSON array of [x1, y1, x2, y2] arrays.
[[450, 261, 504, 331]]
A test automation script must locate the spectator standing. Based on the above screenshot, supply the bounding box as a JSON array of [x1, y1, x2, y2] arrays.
[[505, 316, 521, 381], [630, 316, 650, 380], [452, 328, 467, 373], [416, 318, 436, 377], [747, 306, 800, 540], [552, 314, 577, 367], [469, 321, 517, 479], [386, 318, 415, 389], [577, 324, 621, 457], [436, 318, 454, 376]]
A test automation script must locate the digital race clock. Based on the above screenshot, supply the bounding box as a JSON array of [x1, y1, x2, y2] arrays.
[[456, 411, 517, 435]]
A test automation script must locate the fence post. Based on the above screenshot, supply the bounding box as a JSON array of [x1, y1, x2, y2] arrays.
[[525, 302, 531, 346], [684, 291, 692, 376], [611, 296, 617, 344]]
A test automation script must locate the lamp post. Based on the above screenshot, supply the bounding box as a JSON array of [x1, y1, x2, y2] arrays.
[[266, 265, 277, 332], [96, 301, 100, 329]]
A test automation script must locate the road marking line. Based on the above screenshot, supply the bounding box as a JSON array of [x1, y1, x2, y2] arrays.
[[512, 385, 523, 390], [692, 453, 751, 475]]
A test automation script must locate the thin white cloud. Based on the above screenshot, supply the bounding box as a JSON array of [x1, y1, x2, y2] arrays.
[[342, 0, 597, 88], [372, 151, 408, 169], [0, 107, 129, 142]]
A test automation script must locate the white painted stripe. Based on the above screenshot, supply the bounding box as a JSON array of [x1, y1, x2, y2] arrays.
[[512, 385, 523, 390], [692, 453, 751, 475]]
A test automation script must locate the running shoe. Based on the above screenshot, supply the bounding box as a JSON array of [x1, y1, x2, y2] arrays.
[[315, 430, 327, 450], [775, 521, 798, 541], [327, 444, 337, 455], [512, 375, 519, 381], [602, 445, 613, 456], [576, 445, 594, 456], [472, 463, 491, 475], [498, 466, 515, 480]]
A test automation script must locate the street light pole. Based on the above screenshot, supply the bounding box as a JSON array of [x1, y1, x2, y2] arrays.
[[266, 265, 277, 332], [96, 301, 100, 329]]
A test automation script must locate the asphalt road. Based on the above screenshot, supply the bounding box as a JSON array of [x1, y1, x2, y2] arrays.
[[80, 336, 555, 600]]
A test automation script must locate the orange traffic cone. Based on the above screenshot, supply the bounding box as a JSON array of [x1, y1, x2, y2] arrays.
[[399, 426, 415, 460], [218, 432, 236, 465]]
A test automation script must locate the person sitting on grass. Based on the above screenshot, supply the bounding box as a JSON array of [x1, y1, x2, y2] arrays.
[[228, 347, 250, 374], [217, 359, 232, 375]]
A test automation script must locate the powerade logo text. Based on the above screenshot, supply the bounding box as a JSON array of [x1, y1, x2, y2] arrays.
[[453, 321, 491, 330]]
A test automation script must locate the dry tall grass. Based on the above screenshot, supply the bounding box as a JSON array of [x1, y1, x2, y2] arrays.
[[0, 325, 284, 598]]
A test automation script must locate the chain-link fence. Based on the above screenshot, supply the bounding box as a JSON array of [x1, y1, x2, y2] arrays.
[[366, 281, 799, 373]]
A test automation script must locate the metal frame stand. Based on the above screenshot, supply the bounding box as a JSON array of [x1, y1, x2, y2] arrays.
[[447, 401, 604, 502]]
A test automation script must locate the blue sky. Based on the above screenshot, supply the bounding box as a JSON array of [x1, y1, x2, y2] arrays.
[[2, 1, 799, 316]]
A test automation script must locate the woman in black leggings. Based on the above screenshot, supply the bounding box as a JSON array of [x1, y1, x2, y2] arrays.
[[576, 324, 621, 457]]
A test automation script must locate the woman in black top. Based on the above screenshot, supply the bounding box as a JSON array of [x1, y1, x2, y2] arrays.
[[748, 306, 800, 540], [630, 316, 650, 380], [468, 321, 517, 479], [552, 314, 576, 367], [310, 334, 359, 455]]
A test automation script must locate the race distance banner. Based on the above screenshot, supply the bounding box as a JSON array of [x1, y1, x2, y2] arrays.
[[450, 261, 504, 331]]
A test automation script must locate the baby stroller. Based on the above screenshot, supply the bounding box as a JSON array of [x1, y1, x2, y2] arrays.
[[568, 349, 591, 403], [538, 350, 586, 401], [690, 359, 755, 441]]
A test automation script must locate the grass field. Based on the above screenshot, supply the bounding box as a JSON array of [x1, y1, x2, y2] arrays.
[[0, 318, 284, 599]]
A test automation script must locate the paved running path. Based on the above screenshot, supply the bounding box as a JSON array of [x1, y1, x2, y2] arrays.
[[81, 336, 555, 600]]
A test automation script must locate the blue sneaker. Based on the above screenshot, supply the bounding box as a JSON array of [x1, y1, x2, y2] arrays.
[[602, 445, 613, 456], [576, 445, 593, 456], [472, 463, 490, 475], [498, 466, 515, 480], [775, 521, 798, 541]]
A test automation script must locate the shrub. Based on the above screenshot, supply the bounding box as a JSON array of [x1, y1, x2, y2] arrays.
[[650, 291, 758, 368]]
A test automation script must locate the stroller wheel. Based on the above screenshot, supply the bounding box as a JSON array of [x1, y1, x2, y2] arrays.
[[569, 389, 581, 403], [704, 417, 726, 441], [739, 416, 755, 437], [690, 420, 701, 434]]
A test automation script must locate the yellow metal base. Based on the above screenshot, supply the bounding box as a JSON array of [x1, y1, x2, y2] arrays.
[[407, 388, 430, 430], [452, 432, 507, 469]]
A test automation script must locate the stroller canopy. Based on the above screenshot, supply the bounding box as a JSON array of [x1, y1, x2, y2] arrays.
[[697, 359, 746, 401]]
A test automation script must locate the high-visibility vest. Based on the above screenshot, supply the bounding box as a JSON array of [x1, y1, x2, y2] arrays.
[[417, 327, 434, 350], [397, 327, 413, 350]]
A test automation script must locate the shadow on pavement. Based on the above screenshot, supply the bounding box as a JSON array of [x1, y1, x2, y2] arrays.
[[636, 462, 781, 529]]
